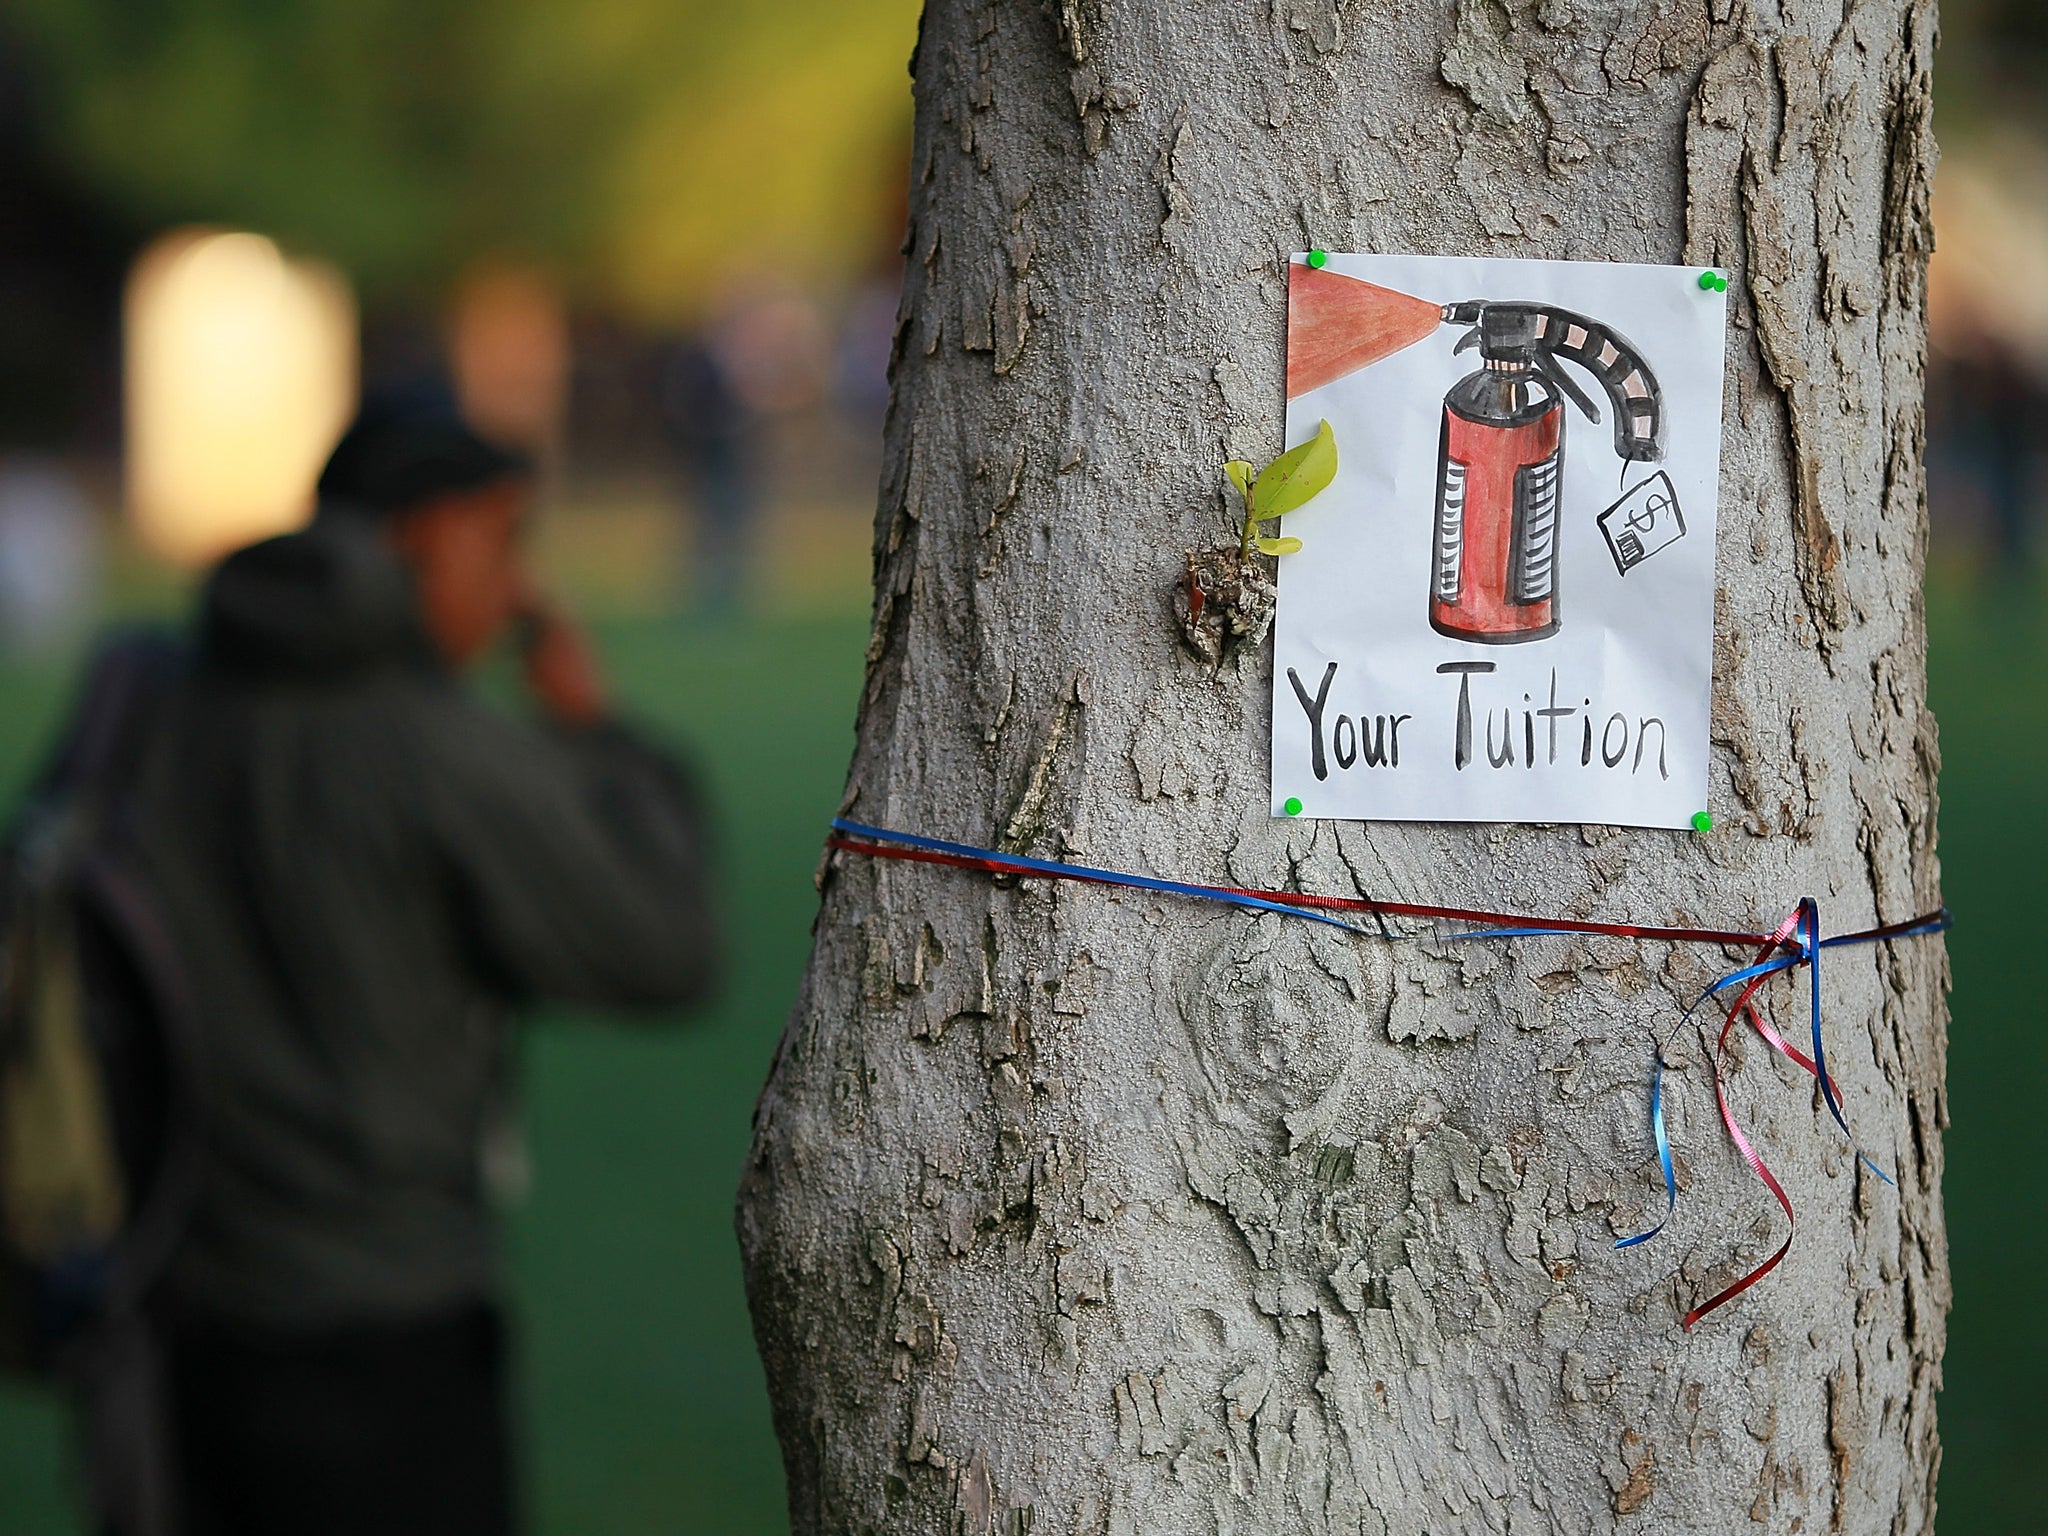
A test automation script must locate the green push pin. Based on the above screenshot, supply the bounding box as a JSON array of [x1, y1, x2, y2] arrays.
[[1284, 797, 1304, 816], [1691, 810, 1713, 833], [1698, 269, 1728, 293], [1306, 250, 1328, 269]]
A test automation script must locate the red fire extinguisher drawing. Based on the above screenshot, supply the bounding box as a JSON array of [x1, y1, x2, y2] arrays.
[[1288, 267, 1666, 645]]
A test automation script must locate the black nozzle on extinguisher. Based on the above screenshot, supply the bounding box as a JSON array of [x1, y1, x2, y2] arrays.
[[1442, 300, 1664, 463]]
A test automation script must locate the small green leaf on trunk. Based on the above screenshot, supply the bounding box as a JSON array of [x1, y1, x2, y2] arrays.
[[1249, 419, 1337, 520]]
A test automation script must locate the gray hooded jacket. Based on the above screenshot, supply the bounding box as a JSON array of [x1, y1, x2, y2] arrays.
[[134, 517, 718, 1327]]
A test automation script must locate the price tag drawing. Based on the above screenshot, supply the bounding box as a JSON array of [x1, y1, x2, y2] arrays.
[[1599, 471, 1687, 576]]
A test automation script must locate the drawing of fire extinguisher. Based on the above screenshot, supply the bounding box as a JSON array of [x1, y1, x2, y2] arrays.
[[1428, 301, 1663, 642], [1284, 267, 1668, 646]]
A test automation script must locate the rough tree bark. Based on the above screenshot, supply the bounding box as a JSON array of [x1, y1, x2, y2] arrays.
[[739, 3, 1945, 1532]]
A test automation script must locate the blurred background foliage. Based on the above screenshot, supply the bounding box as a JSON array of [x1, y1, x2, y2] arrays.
[[0, 1, 2045, 1533], [5, 0, 919, 315]]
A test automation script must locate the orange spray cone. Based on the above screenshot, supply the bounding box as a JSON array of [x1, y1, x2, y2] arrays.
[[1286, 266, 1446, 398]]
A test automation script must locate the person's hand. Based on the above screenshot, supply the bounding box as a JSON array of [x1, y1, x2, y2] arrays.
[[516, 598, 609, 727]]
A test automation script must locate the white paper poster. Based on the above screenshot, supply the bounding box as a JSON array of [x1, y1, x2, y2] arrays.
[[1271, 253, 1729, 829]]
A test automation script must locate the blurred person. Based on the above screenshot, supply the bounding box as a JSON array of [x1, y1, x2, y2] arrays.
[[661, 284, 840, 615], [1954, 336, 2048, 571], [833, 277, 897, 438], [711, 284, 831, 421], [115, 398, 720, 1536], [0, 454, 101, 652], [658, 334, 758, 613]]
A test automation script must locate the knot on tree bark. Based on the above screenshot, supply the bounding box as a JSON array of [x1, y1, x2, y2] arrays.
[[1177, 545, 1275, 668]]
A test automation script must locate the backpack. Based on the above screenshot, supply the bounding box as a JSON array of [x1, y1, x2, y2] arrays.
[[0, 630, 196, 1379]]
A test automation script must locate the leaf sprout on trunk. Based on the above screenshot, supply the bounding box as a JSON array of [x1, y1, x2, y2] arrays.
[[1226, 417, 1339, 558]]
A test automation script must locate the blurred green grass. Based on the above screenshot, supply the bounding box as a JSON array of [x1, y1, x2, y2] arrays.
[[0, 575, 2042, 1534], [1918, 569, 2048, 1536]]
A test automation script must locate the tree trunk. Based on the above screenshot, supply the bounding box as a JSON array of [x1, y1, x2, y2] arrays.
[[738, 3, 1946, 1532]]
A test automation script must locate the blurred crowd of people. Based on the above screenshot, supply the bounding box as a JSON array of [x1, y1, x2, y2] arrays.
[[652, 275, 894, 613], [0, 271, 898, 654]]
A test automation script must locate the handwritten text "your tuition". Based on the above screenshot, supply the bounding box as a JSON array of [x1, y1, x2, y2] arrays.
[[1287, 662, 1670, 781]]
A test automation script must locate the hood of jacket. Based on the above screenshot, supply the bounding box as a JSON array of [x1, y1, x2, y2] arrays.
[[200, 514, 431, 678]]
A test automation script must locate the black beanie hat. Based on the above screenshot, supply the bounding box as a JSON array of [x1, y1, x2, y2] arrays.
[[316, 390, 531, 518]]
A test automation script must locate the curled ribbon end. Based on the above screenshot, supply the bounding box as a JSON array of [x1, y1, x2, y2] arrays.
[[1613, 1052, 1677, 1251]]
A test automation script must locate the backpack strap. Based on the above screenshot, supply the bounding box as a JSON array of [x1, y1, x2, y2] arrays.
[[66, 632, 201, 1311], [1, 629, 198, 1320], [34, 630, 189, 816]]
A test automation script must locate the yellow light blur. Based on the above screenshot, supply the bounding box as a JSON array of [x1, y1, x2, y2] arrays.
[[125, 230, 358, 565]]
